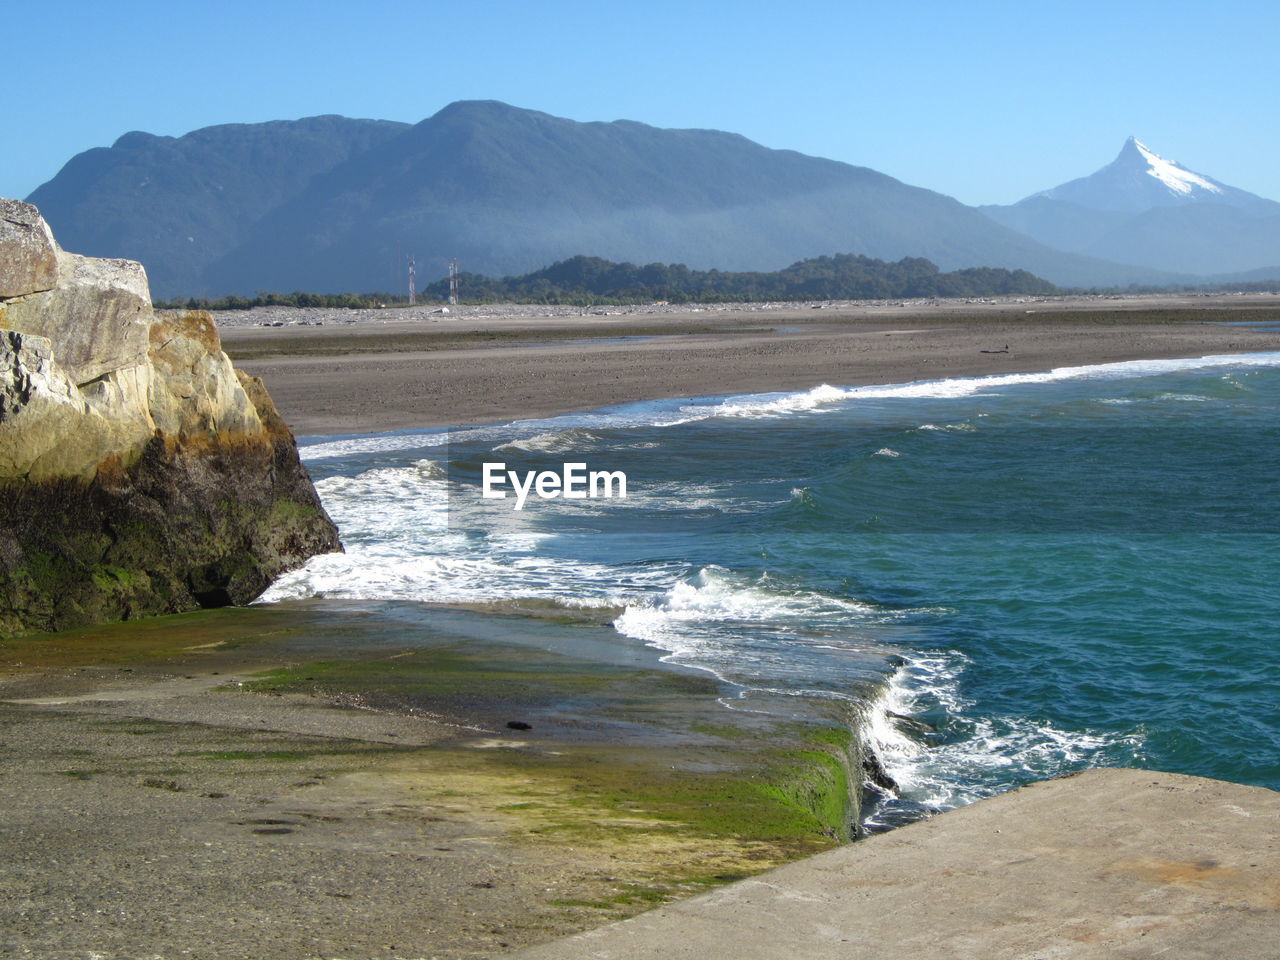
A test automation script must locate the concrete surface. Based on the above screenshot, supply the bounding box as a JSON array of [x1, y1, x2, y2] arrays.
[[508, 768, 1279, 959]]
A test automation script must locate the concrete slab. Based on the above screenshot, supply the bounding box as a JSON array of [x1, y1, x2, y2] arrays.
[[507, 768, 1280, 959]]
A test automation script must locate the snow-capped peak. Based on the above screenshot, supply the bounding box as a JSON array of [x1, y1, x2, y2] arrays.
[[1022, 136, 1254, 213], [1127, 137, 1222, 196]]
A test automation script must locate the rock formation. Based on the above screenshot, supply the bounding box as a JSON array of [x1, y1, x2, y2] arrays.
[[0, 198, 340, 635]]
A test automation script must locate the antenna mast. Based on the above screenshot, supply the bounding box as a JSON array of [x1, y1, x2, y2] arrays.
[[448, 258, 459, 305], [407, 254, 416, 306]]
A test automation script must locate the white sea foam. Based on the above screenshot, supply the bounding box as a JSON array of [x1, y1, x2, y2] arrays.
[[300, 430, 450, 461], [296, 351, 1280, 459], [616, 567, 873, 633], [861, 650, 1146, 827], [493, 427, 603, 454], [709, 383, 851, 418], [916, 422, 978, 432], [610, 567, 882, 690]]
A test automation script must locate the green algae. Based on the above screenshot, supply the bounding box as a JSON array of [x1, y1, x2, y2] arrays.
[[242, 645, 723, 729], [5, 599, 867, 910], [0, 605, 289, 671], [229, 615, 865, 848], [182, 749, 311, 762]]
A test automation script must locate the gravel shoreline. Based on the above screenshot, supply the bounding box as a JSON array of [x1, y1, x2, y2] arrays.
[[209, 290, 1280, 330], [215, 294, 1280, 436]]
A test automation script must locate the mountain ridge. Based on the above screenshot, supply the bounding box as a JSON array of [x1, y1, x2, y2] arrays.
[[28, 103, 1188, 297], [982, 138, 1280, 277], [27, 115, 410, 297]]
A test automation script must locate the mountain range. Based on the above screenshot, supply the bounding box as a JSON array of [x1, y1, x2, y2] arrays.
[[980, 137, 1280, 276], [24, 103, 1280, 298]]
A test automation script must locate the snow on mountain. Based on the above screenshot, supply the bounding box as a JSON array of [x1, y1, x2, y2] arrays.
[[1129, 138, 1222, 196], [1028, 137, 1270, 214], [980, 137, 1280, 277]]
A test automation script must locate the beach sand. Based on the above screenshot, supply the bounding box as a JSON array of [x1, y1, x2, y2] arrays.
[[219, 294, 1280, 436]]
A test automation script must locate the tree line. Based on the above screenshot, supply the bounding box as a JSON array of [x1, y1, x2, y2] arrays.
[[423, 254, 1058, 304], [154, 253, 1059, 311], [154, 290, 401, 310]]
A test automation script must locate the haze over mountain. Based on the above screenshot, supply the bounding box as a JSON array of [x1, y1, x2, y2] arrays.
[[981, 138, 1280, 277], [25, 102, 1173, 299], [26, 115, 410, 298]]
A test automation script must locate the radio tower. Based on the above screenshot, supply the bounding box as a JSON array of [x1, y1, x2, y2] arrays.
[[448, 258, 459, 305], [407, 255, 416, 306]]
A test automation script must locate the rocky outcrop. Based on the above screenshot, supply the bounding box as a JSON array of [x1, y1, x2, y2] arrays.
[[0, 200, 340, 636]]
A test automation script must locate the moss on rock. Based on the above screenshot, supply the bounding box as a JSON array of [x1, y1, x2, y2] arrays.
[[0, 202, 340, 636]]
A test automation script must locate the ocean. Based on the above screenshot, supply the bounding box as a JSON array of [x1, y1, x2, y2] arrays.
[[262, 352, 1280, 831]]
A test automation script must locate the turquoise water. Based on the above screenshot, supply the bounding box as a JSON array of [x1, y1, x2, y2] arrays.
[[266, 352, 1280, 829]]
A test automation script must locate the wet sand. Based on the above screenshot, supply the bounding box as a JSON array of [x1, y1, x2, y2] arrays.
[[218, 294, 1280, 436], [0, 602, 855, 959]]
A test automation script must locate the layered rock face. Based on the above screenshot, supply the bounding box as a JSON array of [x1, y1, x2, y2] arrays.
[[0, 199, 341, 635]]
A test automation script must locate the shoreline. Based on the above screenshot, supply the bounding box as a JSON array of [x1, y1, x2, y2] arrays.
[[219, 296, 1280, 436], [288, 346, 1280, 449]]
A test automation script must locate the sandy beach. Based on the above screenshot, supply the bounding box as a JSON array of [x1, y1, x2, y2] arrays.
[[219, 294, 1280, 436]]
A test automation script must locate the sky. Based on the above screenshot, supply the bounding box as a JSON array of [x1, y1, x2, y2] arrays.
[[7, 0, 1280, 207]]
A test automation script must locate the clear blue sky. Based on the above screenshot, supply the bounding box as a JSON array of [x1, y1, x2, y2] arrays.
[[8, 0, 1279, 206]]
